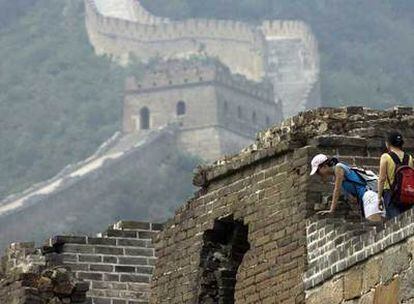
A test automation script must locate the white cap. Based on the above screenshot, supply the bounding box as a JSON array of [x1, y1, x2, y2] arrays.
[[310, 154, 328, 176]]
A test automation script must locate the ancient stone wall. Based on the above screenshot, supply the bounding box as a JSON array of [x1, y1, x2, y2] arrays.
[[1, 221, 161, 304], [306, 210, 414, 303], [44, 221, 161, 304], [0, 127, 183, 251], [0, 243, 89, 304], [84, 0, 320, 118], [151, 138, 312, 303], [150, 106, 414, 303], [123, 60, 282, 160]]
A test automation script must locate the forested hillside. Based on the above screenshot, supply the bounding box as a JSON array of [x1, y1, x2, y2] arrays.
[[141, 0, 414, 108], [0, 0, 128, 198], [0, 0, 413, 200]]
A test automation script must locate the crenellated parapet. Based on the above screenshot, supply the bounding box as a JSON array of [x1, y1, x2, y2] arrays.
[[85, 0, 321, 116], [86, 0, 262, 46], [125, 60, 274, 104], [262, 20, 319, 71]]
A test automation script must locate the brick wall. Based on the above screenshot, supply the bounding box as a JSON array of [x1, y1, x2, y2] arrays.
[[151, 144, 313, 303], [0, 243, 89, 304], [42, 221, 162, 304], [150, 107, 414, 303], [306, 209, 414, 303]]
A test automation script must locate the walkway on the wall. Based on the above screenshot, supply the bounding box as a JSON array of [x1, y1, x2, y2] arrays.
[[0, 125, 177, 219]]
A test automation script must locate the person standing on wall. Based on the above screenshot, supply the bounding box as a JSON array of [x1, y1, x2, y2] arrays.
[[378, 132, 414, 219]]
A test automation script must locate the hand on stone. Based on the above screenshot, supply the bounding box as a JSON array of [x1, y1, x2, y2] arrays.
[[378, 197, 385, 211], [317, 209, 333, 216]]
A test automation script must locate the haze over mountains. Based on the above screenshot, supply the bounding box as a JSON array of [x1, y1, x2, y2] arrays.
[[0, 0, 413, 208]]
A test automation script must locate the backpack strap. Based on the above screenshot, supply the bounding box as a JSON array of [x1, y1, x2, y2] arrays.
[[388, 151, 402, 166], [402, 153, 410, 166]]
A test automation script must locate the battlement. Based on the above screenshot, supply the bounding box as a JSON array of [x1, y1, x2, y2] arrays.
[[125, 59, 275, 103], [193, 106, 414, 187], [85, 0, 321, 116], [86, 0, 262, 46], [4, 106, 414, 303], [149, 105, 414, 303]]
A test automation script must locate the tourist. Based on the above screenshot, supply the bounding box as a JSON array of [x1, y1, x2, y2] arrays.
[[378, 132, 414, 219], [310, 154, 385, 222]]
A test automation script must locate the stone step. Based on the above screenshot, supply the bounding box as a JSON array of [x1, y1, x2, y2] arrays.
[[50, 235, 154, 248]]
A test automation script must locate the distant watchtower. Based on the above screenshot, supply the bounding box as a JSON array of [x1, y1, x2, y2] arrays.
[[123, 60, 283, 160]]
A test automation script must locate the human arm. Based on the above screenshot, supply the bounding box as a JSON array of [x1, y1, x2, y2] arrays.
[[377, 154, 388, 210], [319, 166, 344, 214]]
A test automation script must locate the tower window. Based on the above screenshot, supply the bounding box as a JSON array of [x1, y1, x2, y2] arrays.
[[237, 106, 242, 119], [176, 101, 186, 116], [224, 101, 228, 114], [266, 116, 271, 125], [252, 111, 257, 124], [140, 107, 150, 130]]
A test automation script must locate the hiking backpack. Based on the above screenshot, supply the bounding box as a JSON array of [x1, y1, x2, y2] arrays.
[[349, 167, 378, 192], [340, 164, 379, 218], [388, 152, 414, 205]]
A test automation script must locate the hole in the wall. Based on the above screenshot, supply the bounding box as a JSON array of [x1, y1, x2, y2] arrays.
[[198, 216, 250, 304]]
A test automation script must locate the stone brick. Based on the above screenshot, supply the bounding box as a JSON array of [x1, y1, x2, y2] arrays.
[[344, 267, 362, 300], [62, 244, 94, 254], [77, 272, 103, 281], [115, 266, 135, 273], [95, 246, 124, 256], [124, 248, 153, 257], [373, 278, 399, 304], [362, 257, 381, 292], [87, 238, 116, 246], [89, 264, 113, 272], [381, 245, 410, 283], [118, 257, 147, 266], [306, 277, 343, 304], [102, 256, 117, 264], [78, 255, 102, 263], [117, 239, 148, 248], [120, 274, 150, 283], [400, 265, 414, 302], [53, 236, 87, 245], [93, 298, 111, 304]]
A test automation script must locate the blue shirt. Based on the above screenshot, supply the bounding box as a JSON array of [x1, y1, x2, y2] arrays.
[[335, 163, 367, 201]]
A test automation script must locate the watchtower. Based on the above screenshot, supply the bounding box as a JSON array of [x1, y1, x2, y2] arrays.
[[123, 60, 283, 160]]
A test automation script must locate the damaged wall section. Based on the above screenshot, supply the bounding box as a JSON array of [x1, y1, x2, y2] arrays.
[[198, 216, 250, 303]]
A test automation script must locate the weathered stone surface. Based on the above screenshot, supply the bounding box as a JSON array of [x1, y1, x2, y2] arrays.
[[373, 278, 399, 304], [362, 257, 381, 293], [344, 267, 362, 300], [306, 277, 343, 304], [381, 245, 410, 283], [399, 264, 414, 302], [359, 291, 374, 304]]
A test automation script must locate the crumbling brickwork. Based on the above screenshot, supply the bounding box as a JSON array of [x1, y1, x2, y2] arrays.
[[1, 221, 162, 304], [0, 243, 89, 304], [3, 106, 414, 303], [150, 106, 414, 303], [44, 221, 162, 304]]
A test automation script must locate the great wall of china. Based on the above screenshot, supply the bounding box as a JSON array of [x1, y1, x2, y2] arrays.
[[3, 107, 414, 304], [84, 0, 321, 118]]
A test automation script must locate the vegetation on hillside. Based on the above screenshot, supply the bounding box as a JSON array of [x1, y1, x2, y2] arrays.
[[0, 0, 128, 197], [0, 0, 413, 200]]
